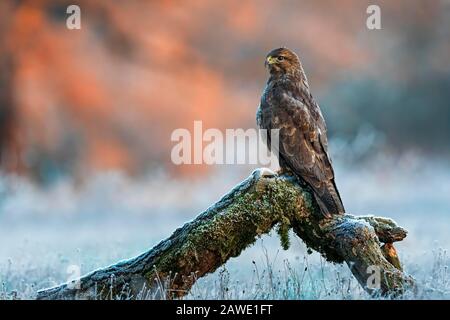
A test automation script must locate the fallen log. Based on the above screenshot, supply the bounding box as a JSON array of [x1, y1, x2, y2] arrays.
[[36, 168, 414, 300]]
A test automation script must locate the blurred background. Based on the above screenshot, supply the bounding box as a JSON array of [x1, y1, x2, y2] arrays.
[[0, 0, 449, 299]]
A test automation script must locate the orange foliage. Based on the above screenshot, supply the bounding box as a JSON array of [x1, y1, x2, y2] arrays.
[[0, 0, 445, 180]]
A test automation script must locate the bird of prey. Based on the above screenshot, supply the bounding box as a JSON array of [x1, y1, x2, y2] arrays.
[[257, 47, 345, 218]]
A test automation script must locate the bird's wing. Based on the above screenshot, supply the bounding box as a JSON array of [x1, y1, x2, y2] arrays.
[[274, 93, 331, 181], [273, 92, 344, 216], [257, 102, 273, 152]]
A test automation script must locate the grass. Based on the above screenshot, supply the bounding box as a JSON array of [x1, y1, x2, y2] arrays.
[[1, 156, 450, 300], [1, 235, 449, 300]]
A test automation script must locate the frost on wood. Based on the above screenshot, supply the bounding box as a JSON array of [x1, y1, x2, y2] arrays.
[[36, 169, 414, 300]]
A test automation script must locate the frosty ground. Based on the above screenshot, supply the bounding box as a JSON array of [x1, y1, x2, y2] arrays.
[[1, 155, 449, 299]]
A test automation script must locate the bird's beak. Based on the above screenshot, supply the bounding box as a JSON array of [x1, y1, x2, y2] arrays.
[[265, 56, 276, 67]]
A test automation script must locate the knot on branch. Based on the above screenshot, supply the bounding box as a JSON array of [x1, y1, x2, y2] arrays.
[[356, 215, 408, 243]]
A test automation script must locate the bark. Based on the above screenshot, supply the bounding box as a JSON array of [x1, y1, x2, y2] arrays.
[[36, 169, 414, 300]]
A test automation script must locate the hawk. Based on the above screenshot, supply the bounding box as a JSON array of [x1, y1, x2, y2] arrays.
[[257, 47, 345, 218]]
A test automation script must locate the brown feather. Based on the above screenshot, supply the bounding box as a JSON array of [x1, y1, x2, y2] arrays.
[[257, 48, 345, 218]]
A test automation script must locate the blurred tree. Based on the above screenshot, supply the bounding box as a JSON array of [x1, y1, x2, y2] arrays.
[[0, 0, 448, 182]]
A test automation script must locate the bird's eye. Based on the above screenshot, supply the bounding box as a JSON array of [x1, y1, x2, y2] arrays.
[[277, 56, 285, 61]]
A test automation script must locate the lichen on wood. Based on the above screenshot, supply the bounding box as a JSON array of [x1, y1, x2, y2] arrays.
[[36, 168, 414, 300]]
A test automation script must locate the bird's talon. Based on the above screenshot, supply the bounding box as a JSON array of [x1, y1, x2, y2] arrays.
[[258, 168, 276, 178]]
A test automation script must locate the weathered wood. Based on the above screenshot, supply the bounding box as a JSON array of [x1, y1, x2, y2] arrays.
[[36, 169, 414, 300]]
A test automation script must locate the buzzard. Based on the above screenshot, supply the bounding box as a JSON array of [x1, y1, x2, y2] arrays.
[[257, 47, 345, 218]]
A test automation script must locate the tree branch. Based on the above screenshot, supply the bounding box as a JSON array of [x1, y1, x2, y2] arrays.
[[36, 169, 414, 299]]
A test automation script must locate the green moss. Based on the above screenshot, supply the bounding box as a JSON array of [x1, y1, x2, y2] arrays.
[[276, 217, 291, 250], [144, 177, 307, 284]]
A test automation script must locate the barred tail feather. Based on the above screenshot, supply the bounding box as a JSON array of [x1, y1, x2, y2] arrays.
[[313, 181, 345, 218]]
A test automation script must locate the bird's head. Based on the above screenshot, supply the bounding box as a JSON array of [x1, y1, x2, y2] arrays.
[[265, 47, 301, 74], [265, 47, 308, 86]]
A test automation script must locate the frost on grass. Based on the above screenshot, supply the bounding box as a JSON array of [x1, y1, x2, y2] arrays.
[[1, 157, 450, 299]]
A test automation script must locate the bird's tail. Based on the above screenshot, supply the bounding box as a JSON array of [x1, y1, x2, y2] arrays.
[[312, 180, 345, 219]]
